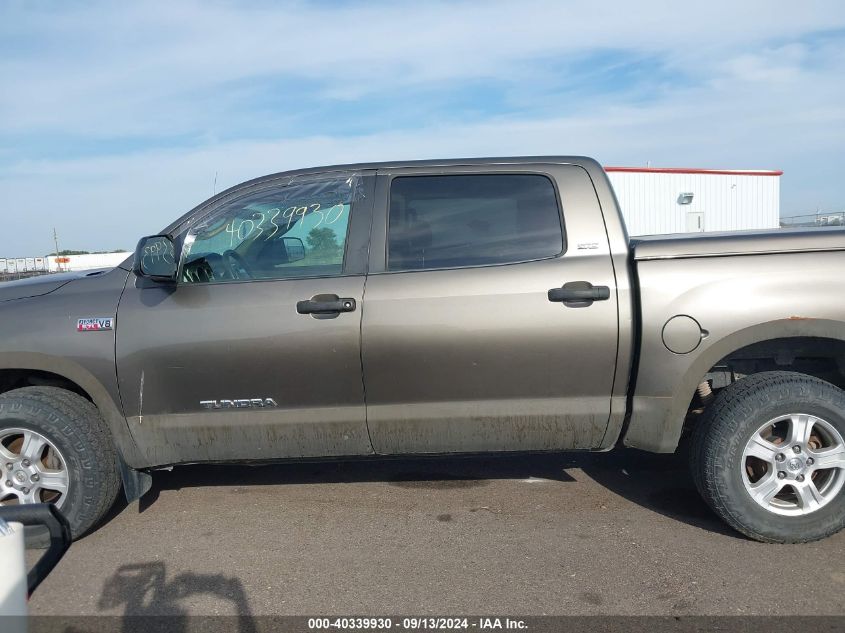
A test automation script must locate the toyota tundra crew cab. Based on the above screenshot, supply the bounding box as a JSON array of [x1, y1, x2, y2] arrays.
[[1, 157, 844, 543]]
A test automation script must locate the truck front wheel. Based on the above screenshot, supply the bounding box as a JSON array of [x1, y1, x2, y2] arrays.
[[691, 371, 845, 543], [0, 386, 120, 539]]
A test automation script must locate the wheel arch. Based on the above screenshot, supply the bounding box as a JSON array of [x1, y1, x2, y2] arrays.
[[0, 352, 144, 467], [624, 318, 845, 453]]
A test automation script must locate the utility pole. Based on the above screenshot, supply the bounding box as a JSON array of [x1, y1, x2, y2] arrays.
[[53, 228, 61, 272]]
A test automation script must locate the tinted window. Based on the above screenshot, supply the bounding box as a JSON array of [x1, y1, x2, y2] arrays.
[[181, 177, 358, 284], [388, 174, 563, 271]]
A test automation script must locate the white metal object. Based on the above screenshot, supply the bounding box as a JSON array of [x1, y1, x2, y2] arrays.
[[47, 252, 130, 272], [0, 251, 129, 275], [0, 519, 28, 623], [607, 167, 781, 236], [685, 211, 705, 233]]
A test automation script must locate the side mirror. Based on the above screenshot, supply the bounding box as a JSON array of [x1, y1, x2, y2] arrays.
[[133, 235, 177, 281], [282, 237, 306, 263]]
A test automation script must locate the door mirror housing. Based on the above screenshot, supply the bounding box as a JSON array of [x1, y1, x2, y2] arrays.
[[282, 237, 306, 263], [133, 235, 178, 282]]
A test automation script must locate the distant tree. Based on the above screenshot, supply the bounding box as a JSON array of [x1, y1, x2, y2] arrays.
[[306, 228, 341, 263]]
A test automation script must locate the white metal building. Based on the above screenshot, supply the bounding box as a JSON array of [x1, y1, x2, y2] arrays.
[[45, 252, 130, 272], [605, 167, 781, 236], [0, 252, 130, 275]]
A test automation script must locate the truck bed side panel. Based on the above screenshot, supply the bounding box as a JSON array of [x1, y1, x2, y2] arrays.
[[626, 250, 845, 452]]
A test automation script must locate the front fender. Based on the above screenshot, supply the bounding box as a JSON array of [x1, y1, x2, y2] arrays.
[[0, 267, 145, 467], [0, 351, 144, 467]]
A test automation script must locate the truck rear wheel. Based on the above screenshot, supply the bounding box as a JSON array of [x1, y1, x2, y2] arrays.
[[0, 386, 120, 539], [691, 371, 845, 543]]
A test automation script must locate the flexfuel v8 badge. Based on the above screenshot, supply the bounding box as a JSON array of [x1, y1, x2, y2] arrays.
[[77, 317, 114, 332]]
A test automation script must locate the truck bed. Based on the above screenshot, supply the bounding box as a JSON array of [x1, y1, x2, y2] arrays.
[[631, 226, 845, 261]]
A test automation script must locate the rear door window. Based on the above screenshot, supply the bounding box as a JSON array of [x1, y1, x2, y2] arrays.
[[387, 174, 564, 271]]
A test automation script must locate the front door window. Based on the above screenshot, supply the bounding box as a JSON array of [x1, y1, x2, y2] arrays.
[[181, 176, 360, 284]]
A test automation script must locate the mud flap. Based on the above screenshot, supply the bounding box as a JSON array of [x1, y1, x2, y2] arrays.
[[118, 456, 153, 503]]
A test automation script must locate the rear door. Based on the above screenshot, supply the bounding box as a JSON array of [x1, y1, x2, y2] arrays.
[[361, 163, 619, 454], [116, 172, 375, 465]]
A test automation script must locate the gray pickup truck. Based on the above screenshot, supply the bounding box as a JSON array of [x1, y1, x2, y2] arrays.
[[1, 157, 844, 543]]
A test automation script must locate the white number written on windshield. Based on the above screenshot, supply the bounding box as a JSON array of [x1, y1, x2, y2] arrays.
[[224, 203, 346, 248]]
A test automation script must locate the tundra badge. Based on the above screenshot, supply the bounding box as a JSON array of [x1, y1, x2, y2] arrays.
[[200, 398, 279, 410]]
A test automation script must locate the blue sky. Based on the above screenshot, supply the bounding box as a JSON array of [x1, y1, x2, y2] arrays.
[[1, 0, 845, 254]]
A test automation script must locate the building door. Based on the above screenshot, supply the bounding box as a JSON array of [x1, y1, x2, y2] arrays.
[[686, 211, 705, 232]]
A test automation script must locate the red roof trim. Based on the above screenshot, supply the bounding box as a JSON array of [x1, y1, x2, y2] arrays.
[[604, 166, 783, 177]]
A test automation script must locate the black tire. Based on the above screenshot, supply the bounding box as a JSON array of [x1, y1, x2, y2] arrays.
[[691, 371, 845, 543], [0, 386, 120, 539]]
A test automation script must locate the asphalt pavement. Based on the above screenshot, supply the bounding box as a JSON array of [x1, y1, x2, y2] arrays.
[[27, 449, 845, 617]]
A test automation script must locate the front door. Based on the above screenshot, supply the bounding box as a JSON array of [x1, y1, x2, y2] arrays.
[[361, 164, 620, 454], [116, 173, 375, 465]]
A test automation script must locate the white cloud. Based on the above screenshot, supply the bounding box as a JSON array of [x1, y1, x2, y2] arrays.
[[3, 0, 845, 136]]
